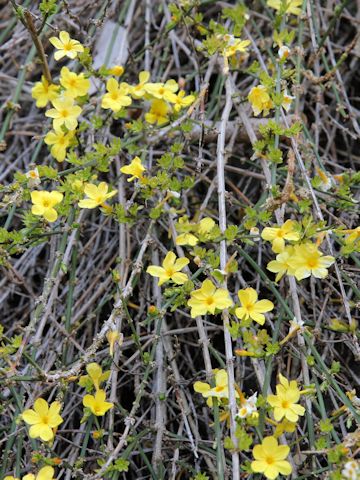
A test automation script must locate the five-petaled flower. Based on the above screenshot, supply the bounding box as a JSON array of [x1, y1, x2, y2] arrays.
[[101, 78, 132, 112], [248, 85, 273, 116], [145, 99, 170, 126], [60, 67, 90, 98], [31, 190, 63, 222], [120, 157, 146, 182], [32, 76, 59, 108], [79, 362, 110, 391], [267, 373, 305, 422], [223, 35, 251, 57], [235, 287, 274, 325], [145, 79, 178, 101], [22, 398, 63, 441], [83, 389, 114, 416], [45, 96, 82, 131], [288, 242, 335, 280], [187, 279, 233, 318], [251, 436, 292, 479], [49, 31, 84, 61], [261, 219, 300, 253], [78, 182, 117, 209], [172, 90, 195, 112], [44, 128, 74, 162], [267, 245, 296, 282], [146, 251, 189, 286], [194, 369, 239, 406], [129, 71, 151, 99]]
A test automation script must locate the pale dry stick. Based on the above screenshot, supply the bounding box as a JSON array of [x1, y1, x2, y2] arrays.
[[41, 224, 154, 382], [152, 249, 167, 471], [144, 0, 152, 72], [170, 421, 184, 480], [216, 73, 239, 478]]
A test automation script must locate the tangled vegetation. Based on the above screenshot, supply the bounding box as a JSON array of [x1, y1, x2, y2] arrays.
[[0, 1, 359, 479]]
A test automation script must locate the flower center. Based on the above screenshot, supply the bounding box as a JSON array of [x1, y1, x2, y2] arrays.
[[63, 42, 72, 51], [41, 415, 50, 424], [206, 297, 215, 306], [111, 92, 119, 100], [42, 200, 50, 208], [307, 259, 318, 268], [166, 268, 175, 277], [95, 196, 104, 204], [266, 456, 275, 465], [60, 109, 69, 118], [282, 400, 290, 409], [214, 385, 225, 392], [158, 87, 165, 95]]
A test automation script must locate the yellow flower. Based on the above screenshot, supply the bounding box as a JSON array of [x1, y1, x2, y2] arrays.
[[267, 0, 302, 15], [251, 436, 292, 480], [44, 128, 74, 162], [22, 398, 63, 441], [343, 226, 360, 245], [83, 389, 114, 416], [267, 373, 305, 422], [235, 288, 274, 325], [23, 466, 55, 480], [31, 190, 63, 222], [45, 96, 82, 131], [171, 90, 195, 112], [261, 219, 300, 253], [248, 85, 273, 116], [144, 79, 178, 101], [187, 279, 233, 318], [120, 156, 145, 182], [146, 251, 189, 286], [106, 330, 122, 357], [32, 76, 59, 108], [4, 476, 19, 480], [194, 369, 238, 407], [101, 78, 132, 112], [108, 65, 124, 76], [145, 99, 170, 126], [129, 71, 150, 99], [176, 233, 199, 246], [49, 31, 84, 61], [223, 36, 251, 57], [197, 217, 215, 235], [274, 419, 296, 437], [60, 67, 90, 98], [78, 182, 117, 209], [267, 245, 297, 282], [79, 363, 110, 391], [288, 242, 335, 280]]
